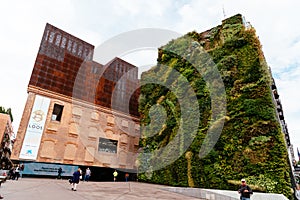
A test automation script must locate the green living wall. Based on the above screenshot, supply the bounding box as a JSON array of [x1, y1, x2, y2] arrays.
[[138, 14, 292, 198]]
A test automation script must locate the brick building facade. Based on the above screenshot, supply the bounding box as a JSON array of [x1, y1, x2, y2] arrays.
[[0, 113, 14, 169], [11, 23, 140, 178]]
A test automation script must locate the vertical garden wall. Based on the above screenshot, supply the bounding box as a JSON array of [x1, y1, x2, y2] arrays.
[[138, 14, 292, 198]]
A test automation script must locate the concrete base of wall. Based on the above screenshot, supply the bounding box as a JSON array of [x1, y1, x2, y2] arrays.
[[162, 186, 289, 200]]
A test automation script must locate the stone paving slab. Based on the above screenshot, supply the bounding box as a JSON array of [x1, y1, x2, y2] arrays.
[[0, 178, 203, 200]]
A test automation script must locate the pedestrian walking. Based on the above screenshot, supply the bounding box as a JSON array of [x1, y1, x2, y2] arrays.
[[84, 168, 91, 182], [125, 173, 129, 182], [20, 163, 25, 178], [9, 167, 15, 180], [57, 167, 62, 179], [15, 165, 20, 180], [113, 170, 118, 182], [79, 168, 83, 181], [238, 179, 253, 200], [71, 168, 81, 191]]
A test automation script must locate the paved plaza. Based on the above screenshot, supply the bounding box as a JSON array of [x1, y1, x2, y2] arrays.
[[0, 178, 202, 200], [0, 178, 290, 199]]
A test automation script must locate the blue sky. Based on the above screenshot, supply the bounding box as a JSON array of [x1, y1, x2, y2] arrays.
[[1, 0, 300, 157]]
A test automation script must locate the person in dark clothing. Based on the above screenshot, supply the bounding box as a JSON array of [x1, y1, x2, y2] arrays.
[[9, 167, 15, 180], [71, 168, 81, 191], [125, 173, 129, 182], [57, 167, 62, 179], [20, 163, 25, 178], [238, 179, 253, 200]]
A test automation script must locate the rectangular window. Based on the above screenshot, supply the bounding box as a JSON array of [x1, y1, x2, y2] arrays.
[[98, 137, 118, 153], [78, 45, 83, 57], [51, 104, 64, 121], [49, 31, 55, 43], [55, 34, 61, 46], [67, 40, 72, 52], [91, 65, 98, 74], [45, 30, 49, 41], [84, 48, 89, 58], [61, 37, 67, 49], [72, 42, 77, 54]]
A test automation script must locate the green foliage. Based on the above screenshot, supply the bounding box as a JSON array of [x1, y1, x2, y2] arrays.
[[138, 14, 292, 199], [228, 179, 265, 191], [246, 175, 279, 193], [249, 136, 271, 146], [221, 14, 243, 25]]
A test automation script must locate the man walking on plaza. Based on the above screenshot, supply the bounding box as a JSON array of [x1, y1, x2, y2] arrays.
[[71, 168, 81, 191], [57, 167, 62, 179], [84, 168, 91, 182], [238, 179, 253, 200], [125, 173, 129, 182]]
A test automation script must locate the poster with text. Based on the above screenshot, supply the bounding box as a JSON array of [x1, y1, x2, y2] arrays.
[[19, 95, 51, 160], [22, 162, 78, 177]]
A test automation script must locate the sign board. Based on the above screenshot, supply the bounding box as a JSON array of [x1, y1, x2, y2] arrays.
[[22, 162, 78, 177], [295, 166, 300, 171], [19, 95, 51, 160], [98, 137, 118, 153]]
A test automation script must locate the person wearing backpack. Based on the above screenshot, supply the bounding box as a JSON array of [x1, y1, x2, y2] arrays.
[[71, 168, 81, 191]]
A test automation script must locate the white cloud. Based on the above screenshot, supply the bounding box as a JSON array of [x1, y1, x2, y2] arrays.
[[176, 1, 223, 33]]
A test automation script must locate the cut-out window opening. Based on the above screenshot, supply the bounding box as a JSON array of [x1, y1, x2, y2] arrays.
[[45, 30, 49, 41], [55, 34, 61, 46], [78, 45, 83, 56], [67, 40, 72, 52], [52, 104, 64, 121], [49, 31, 55, 43], [61, 37, 67, 49], [72, 42, 77, 54], [91, 65, 98, 74], [98, 137, 118, 153]]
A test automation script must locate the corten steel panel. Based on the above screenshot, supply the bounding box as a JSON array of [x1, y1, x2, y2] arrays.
[[29, 23, 140, 117]]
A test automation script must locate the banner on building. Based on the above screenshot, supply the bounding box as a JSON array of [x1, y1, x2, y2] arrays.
[[22, 162, 78, 177], [19, 95, 51, 160]]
